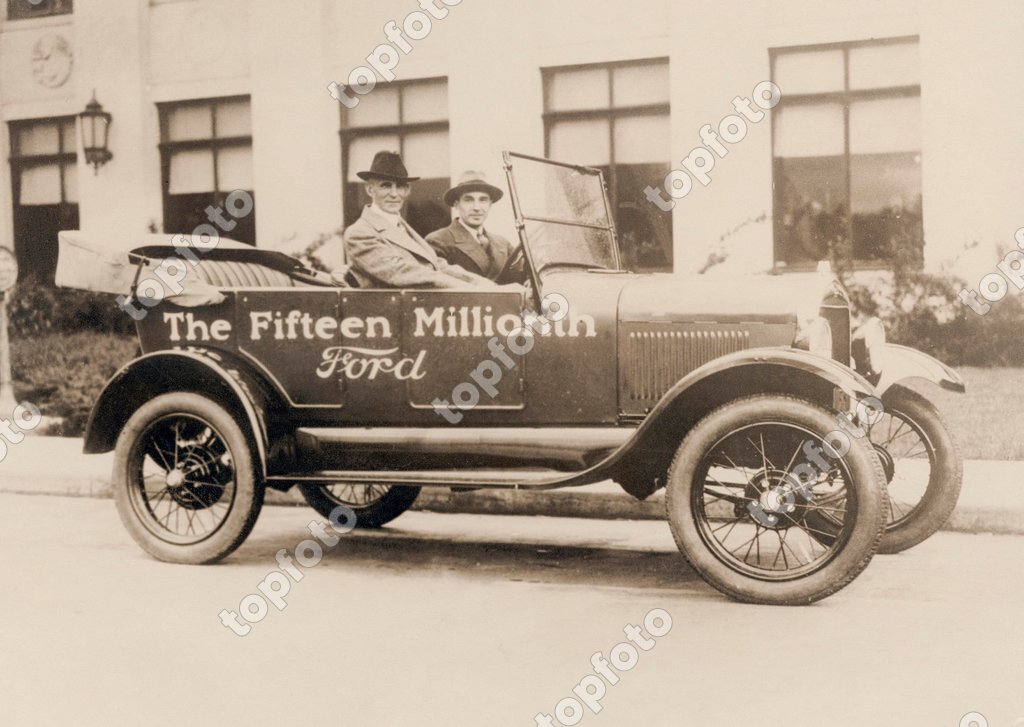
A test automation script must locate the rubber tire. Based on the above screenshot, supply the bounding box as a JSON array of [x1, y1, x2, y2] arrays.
[[298, 483, 421, 529], [665, 395, 888, 605], [112, 393, 264, 564], [876, 386, 962, 554]]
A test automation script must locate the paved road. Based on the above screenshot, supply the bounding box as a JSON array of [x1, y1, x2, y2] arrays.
[[1, 493, 1021, 727]]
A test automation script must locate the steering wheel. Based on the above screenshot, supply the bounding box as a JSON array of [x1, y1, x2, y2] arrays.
[[495, 245, 527, 285]]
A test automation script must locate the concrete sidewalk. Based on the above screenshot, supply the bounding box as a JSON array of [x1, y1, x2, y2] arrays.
[[2, 436, 1023, 535]]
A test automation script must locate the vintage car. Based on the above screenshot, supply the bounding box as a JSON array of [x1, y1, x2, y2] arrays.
[[56, 152, 963, 605]]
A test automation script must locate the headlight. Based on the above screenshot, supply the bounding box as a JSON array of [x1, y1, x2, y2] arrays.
[[794, 316, 833, 359], [852, 317, 886, 375]]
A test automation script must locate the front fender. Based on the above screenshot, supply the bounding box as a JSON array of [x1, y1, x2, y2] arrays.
[[606, 347, 879, 499], [83, 349, 273, 475], [873, 344, 965, 395]]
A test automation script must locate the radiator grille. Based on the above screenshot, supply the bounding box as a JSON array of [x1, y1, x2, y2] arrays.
[[623, 328, 750, 403]]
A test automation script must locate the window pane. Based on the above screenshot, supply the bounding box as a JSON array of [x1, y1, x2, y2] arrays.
[[774, 156, 849, 266], [851, 151, 922, 261], [616, 162, 673, 272], [547, 67, 610, 111], [403, 81, 448, 123], [549, 118, 611, 166], [166, 104, 213, 141], [214, 99, 251, 138], [773, 50, 845, 94], [849, 96, 920, 154], [168, 149, 215, 194], [774, 103, 844, 158], [612, 62, 669, 107], [63, 162, 78, 204], [406, 177, 451, 237], [346, 134, 401, 182], [403, 130, 449, 179], [849, 42, 919, 90], [19, 164, 62, 205], [614, 114, 668, 164], [217, 146, 254, 191], [17, 123, 60, 156], [345, 86, 400, 127]]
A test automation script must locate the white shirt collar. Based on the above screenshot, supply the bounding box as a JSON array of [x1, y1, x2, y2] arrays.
[[458, 217, 485, 240], [371, 203, 403, 228]]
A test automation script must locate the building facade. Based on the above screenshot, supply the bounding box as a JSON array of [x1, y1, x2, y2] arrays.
[[1, 0, 1021, 285]]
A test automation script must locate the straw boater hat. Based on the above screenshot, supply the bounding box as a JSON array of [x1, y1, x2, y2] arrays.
[[443, 170, 504, 207], [356, 151, 420, 183]]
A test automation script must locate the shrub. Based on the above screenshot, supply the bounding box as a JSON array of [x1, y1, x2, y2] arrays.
[[7, 276, 136, 338], [11, 331, 138, 437]]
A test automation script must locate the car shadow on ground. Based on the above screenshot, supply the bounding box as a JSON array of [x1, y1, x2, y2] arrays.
[[235, 523, 715, 598]]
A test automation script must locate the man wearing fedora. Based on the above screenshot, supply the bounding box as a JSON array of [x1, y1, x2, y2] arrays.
[[343, 151, 497, 289], [426, 171, 515, 281]]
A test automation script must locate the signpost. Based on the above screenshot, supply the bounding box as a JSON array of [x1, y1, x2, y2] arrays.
[[0, 247, 19, 414]]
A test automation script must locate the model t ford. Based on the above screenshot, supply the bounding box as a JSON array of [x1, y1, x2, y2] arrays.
[[57, 152, 963, 605]]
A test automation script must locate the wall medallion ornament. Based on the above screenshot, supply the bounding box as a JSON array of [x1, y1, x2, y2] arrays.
[[31, 34, 73, 88]]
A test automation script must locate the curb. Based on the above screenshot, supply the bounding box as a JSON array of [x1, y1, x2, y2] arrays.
[[3, 473, 1022, 537]]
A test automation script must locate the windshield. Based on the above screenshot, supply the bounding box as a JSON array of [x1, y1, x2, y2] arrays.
[[504, 152, 620, 273]]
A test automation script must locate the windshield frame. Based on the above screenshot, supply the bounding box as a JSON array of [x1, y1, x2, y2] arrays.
[[502, 151, 623, 279]]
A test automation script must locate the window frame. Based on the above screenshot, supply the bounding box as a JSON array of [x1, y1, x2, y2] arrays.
[[157, 95, 254, 241], [541, 57, 672, 272], [6, 0, 72, 20], [338, 76, 450, 229], [769, 35, 922, 272], [9, 115, 78, 206]]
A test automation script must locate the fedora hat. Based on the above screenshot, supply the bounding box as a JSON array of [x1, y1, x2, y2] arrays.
[[443, 170, 504, 207], [356, 151, 420, 183]]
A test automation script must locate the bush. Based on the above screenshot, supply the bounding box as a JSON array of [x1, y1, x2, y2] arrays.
[[831, 235, 1024, 367], [7, 276, 136, 338], [11, 331, 138, 437]]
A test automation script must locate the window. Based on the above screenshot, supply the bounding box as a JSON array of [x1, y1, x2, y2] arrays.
[[543, 59, 672, 272], [340, 78, 450, 237], [771, 37, 922, 269], [158, 97, 255, 244], [8, 117, 79, 283], [7, 0, 71, 20]]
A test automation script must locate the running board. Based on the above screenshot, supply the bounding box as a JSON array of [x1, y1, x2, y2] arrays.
[[266, 468, 590, 491]]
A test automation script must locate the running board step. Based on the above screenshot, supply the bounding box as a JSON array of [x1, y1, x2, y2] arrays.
[[266, 468, 587, 490]]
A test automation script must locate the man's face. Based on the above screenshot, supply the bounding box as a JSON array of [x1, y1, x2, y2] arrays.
[[455, 191, 492, 230], [366, 179, 410, 215]]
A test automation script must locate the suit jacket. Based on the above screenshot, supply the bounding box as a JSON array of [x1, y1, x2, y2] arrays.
[[343, 206, 494, 289], [426, 219, 513, 280]]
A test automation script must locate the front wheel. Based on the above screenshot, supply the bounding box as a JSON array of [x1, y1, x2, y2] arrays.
[[665, 395, 887, 605], [298, 483, 420, 529], [112, 393, 264, 564]]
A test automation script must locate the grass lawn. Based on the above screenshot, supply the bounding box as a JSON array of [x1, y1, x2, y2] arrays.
[[915, 367, 1024, 461], [9, 332, 1023, 460]]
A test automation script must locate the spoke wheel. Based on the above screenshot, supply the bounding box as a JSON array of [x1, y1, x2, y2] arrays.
[[666, 395, 887, 605], [870, 386, 962, 553], [113, 393, 264, 563], [298, 482, 420, 529]]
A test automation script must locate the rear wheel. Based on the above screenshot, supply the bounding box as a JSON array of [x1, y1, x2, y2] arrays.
[[112, 393, 264, 564], [298, 483, 420, 529], [665, 395, 887, 605]]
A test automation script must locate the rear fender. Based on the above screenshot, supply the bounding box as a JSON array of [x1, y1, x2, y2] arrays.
[[83, 349, 280, 476]]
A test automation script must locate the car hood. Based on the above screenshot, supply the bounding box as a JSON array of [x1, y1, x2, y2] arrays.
[[617, 273, 835, 324]]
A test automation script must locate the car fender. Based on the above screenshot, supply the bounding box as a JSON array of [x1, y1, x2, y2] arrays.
[[871, 343, 965, 395], [83, 348, 277, 475], [606, 347, 879, 498]]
